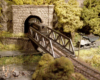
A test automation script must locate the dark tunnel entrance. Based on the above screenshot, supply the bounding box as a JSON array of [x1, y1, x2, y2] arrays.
[[24, 15, 42, 51], [24, 15, 42, 33]]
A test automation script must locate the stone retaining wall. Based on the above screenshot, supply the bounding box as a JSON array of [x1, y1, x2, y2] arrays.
[[0, 37, 36, 50]]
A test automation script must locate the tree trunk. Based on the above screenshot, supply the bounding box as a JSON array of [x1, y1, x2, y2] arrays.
[[71, 32, 75, 42]]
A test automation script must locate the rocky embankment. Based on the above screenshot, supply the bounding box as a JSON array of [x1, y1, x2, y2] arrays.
[[0, 0, 12, 32]]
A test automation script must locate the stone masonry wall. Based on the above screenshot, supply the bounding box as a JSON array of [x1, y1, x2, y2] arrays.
[[0, 37, 35, 50], [12, 5, 54, 34]]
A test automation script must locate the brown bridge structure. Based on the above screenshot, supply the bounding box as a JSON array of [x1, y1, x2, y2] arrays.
[[28, 22, 100, 80]]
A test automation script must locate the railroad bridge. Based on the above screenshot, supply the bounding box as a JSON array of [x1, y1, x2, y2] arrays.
[[1, 3, 100, 80]]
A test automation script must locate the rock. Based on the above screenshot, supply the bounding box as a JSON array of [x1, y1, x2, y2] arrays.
[[12, 71, 20, 77], [5, 72, 11, 79], [1, 71, 11, 79], [21, 71, 30, 76], [0, 0, 12, 32]]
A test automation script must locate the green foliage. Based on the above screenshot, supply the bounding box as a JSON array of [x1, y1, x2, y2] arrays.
[[5, 0, 55, 5], [72, 73, 87, 80], [75, 47, 100, 71], [11, 0, 33, 5], [0, 31, 27, 37], [0, 43, 22, 51], [54, 0, 83, 41], [36, 0, 44, 5], [0, 31, 13, 37], [49, 57, 74, 78], [37, 53, 54, 67], [12, 0, 23, 5], [23, 0, 33, 4], [0, 55, 41, 65], [81, 0, 100, 35], [4, 0, 83, 39], [73, 33, 81, 46], [32, 54, 87, 80], [54, 0, 83, 33]]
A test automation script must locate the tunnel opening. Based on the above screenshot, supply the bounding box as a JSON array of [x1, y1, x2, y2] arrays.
[[24, 15, 42, 51], [24, 15, 42, 33]]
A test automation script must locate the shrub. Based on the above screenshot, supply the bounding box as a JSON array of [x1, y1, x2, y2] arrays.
[[32, 54, 87, 80]]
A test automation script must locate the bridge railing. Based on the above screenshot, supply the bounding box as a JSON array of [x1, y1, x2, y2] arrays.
[[28, 27, 56, 58], [46, 27, 75, 56]]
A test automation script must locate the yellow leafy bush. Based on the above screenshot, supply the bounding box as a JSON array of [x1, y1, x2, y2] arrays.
[[12, 0, 23, 5], [23, 0, 32, 4], [32, 54, 87, 80]]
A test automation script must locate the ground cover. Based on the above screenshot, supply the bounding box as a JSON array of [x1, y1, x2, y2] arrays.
[[0, 42, 23, 51], [0, 31, 26, 38], [0, 31, 28, 51], [0, 55, 41, 65], [75, 47, 100, 71]]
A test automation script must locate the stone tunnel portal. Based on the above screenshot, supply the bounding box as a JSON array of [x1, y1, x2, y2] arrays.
[[24, 15, 42, 33]]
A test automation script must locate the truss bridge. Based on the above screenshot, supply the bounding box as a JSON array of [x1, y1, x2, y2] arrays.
[[28, 22, 100, 80]]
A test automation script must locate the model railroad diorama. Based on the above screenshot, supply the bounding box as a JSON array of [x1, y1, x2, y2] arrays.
[[0, 0, 100, 80]]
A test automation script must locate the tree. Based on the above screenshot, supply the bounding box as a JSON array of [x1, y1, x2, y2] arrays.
[[81, 0, 100, 35], [6, 0, 54, 5], [54, 0, 83, 41]]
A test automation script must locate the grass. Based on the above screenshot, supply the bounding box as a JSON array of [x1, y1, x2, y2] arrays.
[[75, 46, 100, 71], [0, 55, 41, 65], [0, 31, 28, 51], [0, 31, 42, 66], [0, 40, 42, 66], [0, 31, 27, 38], [73, 33, 81, 46], [0, 42, 23, 51]]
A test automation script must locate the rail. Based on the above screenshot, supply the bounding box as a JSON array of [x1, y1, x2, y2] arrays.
[[28, 27, 56, 58]]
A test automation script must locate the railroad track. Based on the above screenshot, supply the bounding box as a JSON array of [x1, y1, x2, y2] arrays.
[[53, 43, 100, 80], [70, 57, 100, 80]]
